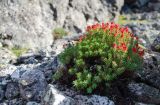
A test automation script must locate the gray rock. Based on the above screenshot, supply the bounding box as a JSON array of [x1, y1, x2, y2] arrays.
[[137, 52, 160, 89], [0, 0, 54, 49], [148, 2, 160, 11], [0, 48, 16, 65], [19, 69, 47, 101], [0, 88, 4, 101], [128, 83, 160, 104], [4, 98, 24, 105], [0, 64, 17, 77], [5, 82, 19, 99], [0, 0, 124, 49], [11, 64, 36, 79], [74, 95, 115, 105], [41, 84, 76, 105], [151, 35, 160, 52], [138, 0, 150, 7], [135, 102, 155, 105], [0, 43, 2, 48], [26, 101, 40, 105]]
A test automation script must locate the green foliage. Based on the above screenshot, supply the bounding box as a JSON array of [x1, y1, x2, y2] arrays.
[[118, 15, 148, 25], [53, 28, 68, 39], [54, 22, 144, 94], [11, 47, 28, 57]]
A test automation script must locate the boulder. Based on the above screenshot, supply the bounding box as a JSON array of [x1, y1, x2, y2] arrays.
[[74, 95, 115, 105], [151, 35, 160, 52], [19, 69, 47, 102], [0, 0, 124, 49], [137, 52, 160, 89], [0, 48, 16, 65], [41, 84, 76, 105], [128, 83, 160, 104], [5, 82, 19, 99], [0, 88, 4, 101], [0, 0, 54, 49]]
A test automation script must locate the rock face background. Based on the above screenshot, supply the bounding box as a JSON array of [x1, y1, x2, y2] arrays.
[[0, 0, 124, 49], [0, 0, 160, 105]]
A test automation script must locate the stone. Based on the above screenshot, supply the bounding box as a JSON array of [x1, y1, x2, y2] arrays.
[[128, 83, 160, 104], [148, 2, 160, 11], [5, 82, 19, 99], [4, 98, 24, 105], [19, 69, 47, 102], [41, 84, 76, 105], [138, 0, 150, 7], [151, 35, 160, 52], [11, 64, 35, 79], [137, 52, 160, 89], [52, 39, 69, 55], [26, 101, 40, 105], [135, 102, 155, 105], [74, 95, 115, 105], [0, 88, 4, 101], [0, 0, 54, 49], [0, 0, 123, 49], [0, 48, 16, 65], [0, 64, 17, 77]]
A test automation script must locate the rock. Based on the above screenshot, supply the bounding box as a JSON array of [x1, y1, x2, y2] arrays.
[[128, 83, 160, 104], [19, 69, 47, 102], [26, 101, 40, 105], [41, 84, 115, 105], [0, 0, 123, 49], [74, 95, 115, 105], [52, 39, 69, 55], [5, 82, 19, 99], [0, 43, 2, 48], [11, 64, 35, 79], [124, 0, 136, 5], [137, 52, 160, 89], [41, 84, 76, 105], [4, 98, 24, 105], [0, 64, 17, 77], [0, 0, 54, 49], [148, 2, 160, 11], [0, 48, 16, 65], [151, 35, 160, 52], [0, 88, 4, 101], [138, 0, 150, 7], [135, 102, 156, 105]]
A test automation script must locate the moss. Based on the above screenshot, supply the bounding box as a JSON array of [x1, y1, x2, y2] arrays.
[[118, 15, 148, 25], [53, 28, 68, 40], [11, 47, 28, 57]]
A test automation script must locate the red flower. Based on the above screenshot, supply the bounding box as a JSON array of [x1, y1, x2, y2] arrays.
[[138, 50, 144, 57], [87, 26, 91, 31], [113, 43, 117, 49], [132, 47, 137, 53]]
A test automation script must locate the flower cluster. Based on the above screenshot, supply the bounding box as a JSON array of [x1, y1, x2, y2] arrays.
[[84, 22, 144, 57], [55, 22, 144, 94]]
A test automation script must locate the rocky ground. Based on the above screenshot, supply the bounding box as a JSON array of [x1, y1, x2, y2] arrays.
[[0, 0, 160, 105], [0, 12, 160, 105]]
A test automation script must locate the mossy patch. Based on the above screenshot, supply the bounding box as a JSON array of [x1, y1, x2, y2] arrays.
[[118, 15, 148, 25], [11, 47, 28, 57], [53, 28, 68, 40]]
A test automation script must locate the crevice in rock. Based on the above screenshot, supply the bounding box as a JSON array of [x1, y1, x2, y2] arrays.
[[68, 0, 73, 7], [49, 3, 57, 21], [0, 34, 12, 40], [73, 26, 82, 33], [134, 76, 160, 90], [83, 13, 90, 21]]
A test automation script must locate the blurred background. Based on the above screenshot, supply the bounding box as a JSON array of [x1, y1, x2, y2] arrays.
[[0, 1, 160, 105], [0, 0, 160, 51]]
